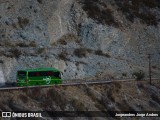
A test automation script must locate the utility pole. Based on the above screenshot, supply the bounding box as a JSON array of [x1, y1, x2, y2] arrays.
[[148, 54, 152, 85]]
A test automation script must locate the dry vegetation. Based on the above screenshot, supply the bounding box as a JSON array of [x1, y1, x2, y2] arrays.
[[37, 0, 43, 4], [74, 48, 92, 58], [115, 0, 160, 26], [52, 33, 80, 46], [8, 48, 22, 58], [36, 47, 46, 54], [95, 50, 111, 58], [18, 17, 30, 28], [58, 51, 69, 60], [78, 0, 159, 26], [0, 40, 36, 48], [79, 0, 119, 27], [0, 80, 159, 119], [132, 70, 145, 80]]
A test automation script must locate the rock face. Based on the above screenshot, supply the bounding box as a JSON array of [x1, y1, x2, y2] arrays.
[[0, 0, 160, 82]]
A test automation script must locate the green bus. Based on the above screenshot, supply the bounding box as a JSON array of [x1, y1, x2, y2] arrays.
[[16, 68, 62, 87]]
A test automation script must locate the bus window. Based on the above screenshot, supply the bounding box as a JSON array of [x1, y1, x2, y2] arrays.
[[39, 71, 48, 76], [28, 71, 61, 78], [54, 72, 61, 78], [18, 71, 26, 78], [28, 71, 48, 77], [47, 71, 53, 76], [36, 72, 40, 76], [28, 72, 38, 77]]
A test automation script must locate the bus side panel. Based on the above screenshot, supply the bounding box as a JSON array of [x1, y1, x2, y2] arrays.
[[28, 76, 46, 86], [50, 76, 62, 84]]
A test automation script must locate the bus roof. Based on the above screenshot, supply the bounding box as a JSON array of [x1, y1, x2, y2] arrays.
[[18, 68, 61, 72]]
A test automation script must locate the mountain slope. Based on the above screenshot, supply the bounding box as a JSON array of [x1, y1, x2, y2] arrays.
[[0, 80, 160, 119], [0, 0, 160, 83]]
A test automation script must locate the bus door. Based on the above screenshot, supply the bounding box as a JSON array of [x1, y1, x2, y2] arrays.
[[17, 71, 27, 85]]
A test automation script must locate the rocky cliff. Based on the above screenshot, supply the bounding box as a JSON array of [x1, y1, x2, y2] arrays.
[[0, 0, 160, 83]]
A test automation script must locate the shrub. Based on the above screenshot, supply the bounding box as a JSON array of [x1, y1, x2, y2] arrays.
[[95, 50, 103, 56], [5, 41, 15, 47], [58, 51, 68, 60], [59, 39, 67, 45], [139, 0, 160, 8], [53, 33, 79, 45], [37, 48, 45, 54], [18, 17, 29, 28], [9, 48, 22, 58], [74, 48, 90, 58], [80, 0, 119, 27], [132, 70, 145, 80], [138, 13, 158, 26], [29, 41, 36, 47], [115, 0, 159, 26], [95, 50, 111, 58], [17, 42, 29, 47], [37, 0, 43, 4], [122, 73, 127, 77]]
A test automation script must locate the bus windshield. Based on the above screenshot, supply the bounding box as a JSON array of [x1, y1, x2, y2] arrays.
[[54, 72, 61, 78], [17, 71, 26, 78]]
